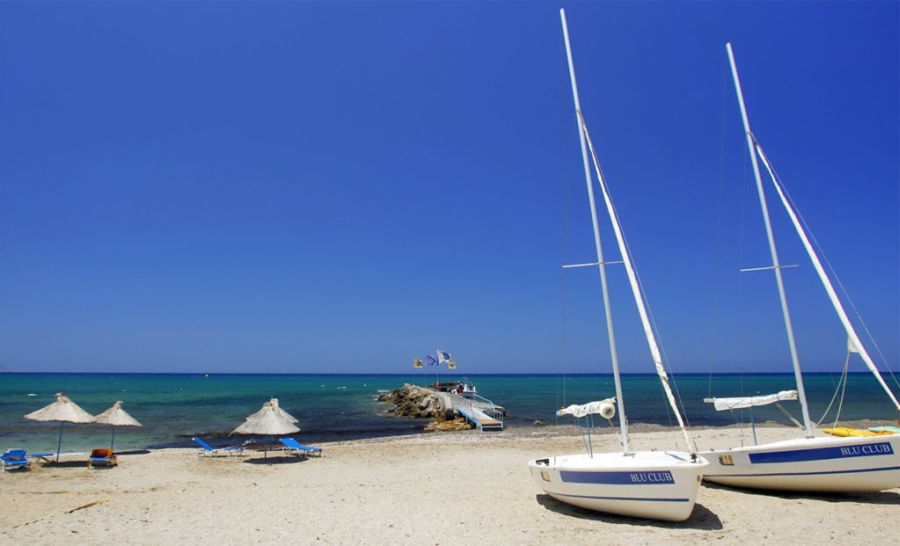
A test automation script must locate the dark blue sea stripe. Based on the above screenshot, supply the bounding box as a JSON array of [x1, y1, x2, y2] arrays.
[[556, 493, 689, 503], [560, 470, 675, 485], [706, 465, 900, 478], [748, 442, 894, 464]]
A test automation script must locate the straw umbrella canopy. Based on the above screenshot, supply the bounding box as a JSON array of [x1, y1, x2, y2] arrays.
[[93, 401, 142, 450], [24, 393, 95, 462], [232, 398, 299, 457]]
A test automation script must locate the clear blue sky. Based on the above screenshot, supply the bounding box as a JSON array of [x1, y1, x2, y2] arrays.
[[1, 2, 897, 375]]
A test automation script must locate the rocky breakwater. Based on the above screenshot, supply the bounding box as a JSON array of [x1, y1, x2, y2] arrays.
[[377, 384, 454, 421]]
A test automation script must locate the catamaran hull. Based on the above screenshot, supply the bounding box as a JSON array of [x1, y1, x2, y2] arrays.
[[528, 451, 708, 522], [700, 434, 900, 492]]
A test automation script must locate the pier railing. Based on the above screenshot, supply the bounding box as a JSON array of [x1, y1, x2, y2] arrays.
[[452, 393, 504, 431]]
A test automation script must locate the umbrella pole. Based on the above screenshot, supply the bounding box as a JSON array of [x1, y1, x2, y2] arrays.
[[111, 427, 116, 451], [56, 422, 64, 463]]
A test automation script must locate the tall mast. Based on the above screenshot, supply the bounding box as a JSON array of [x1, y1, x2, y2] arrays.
[[726, 43, 814, 438], [579, 120, 694, 452], [755, 144, 900, 411], [560, 8, 630, 453]]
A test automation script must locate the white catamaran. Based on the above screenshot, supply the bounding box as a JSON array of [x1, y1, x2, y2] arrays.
[[699, 43, 900, 493], [528, 10, 708, 522]]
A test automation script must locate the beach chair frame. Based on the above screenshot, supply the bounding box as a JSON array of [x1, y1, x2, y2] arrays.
[[88, 448, 118, 469], [192, 437, 244, 458], [279, 437, 323, 457], [1, 450, 32, 472]]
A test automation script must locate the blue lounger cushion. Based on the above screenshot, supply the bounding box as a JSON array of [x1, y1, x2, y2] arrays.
[[279, 437, 323, 456], [2, 450, 32, 471], [88, 448, 117, 468], [192, 437, 243, 456]]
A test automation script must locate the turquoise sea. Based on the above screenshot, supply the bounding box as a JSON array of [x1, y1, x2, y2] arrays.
[[1, 372, 897, 453]]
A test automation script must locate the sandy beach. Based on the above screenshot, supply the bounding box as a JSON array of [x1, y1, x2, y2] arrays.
[[2, 425, 897, 545]]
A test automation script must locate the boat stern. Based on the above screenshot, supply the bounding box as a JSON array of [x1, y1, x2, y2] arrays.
[[529, 452, 708, 522], [700, 434, 900, 492]]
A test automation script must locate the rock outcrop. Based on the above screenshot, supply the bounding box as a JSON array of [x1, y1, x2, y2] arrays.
[[378, 384, 452, 420], [424, 417, 473, 432]]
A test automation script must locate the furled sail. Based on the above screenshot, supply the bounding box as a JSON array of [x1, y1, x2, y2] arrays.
[[705, 390, 798, 412], [557, 398, 616, 419]]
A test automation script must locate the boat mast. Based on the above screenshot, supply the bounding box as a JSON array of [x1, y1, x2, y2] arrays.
[[560, 8, 630, 453], [755, 144, 900, 412], [726, 43, 814, 438], [579, 120, 695, 452]]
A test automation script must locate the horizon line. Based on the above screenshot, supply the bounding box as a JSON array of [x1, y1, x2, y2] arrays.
[[0, 370, 882, 376]]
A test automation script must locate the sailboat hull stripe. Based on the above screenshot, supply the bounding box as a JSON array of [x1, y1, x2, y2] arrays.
[[706, 465, 900, 478], [555, 493, 689, 502], [560, 470, 675, 484], [749, 442, 893, 464]]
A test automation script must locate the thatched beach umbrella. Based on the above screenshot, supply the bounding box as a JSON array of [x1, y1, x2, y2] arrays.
[[24, 392, 95, 462], [272, 402, 299, 425], [93, 401, 142, 450], [232, 398, 299, 458]]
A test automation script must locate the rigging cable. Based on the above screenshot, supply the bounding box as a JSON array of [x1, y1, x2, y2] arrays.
[[758, 146, 900, 394], [816, 349, 851, 427], [706, 51, 732, 403], [585, 152, 686, 447], [555, 41, 575, 422]]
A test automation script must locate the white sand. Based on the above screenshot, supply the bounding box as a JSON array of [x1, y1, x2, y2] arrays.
[[2, 426, 897, 545]]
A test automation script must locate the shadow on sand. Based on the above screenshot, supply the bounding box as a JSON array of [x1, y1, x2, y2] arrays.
[[115, 449, 151, 456], [701, 482, 900, 506], [535, 494, 723, 530], [242, 455, 310, 465], [40, 461, 89, 469]]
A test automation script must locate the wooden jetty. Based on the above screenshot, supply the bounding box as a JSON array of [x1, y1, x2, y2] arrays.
[[432, 390, 505, 431]]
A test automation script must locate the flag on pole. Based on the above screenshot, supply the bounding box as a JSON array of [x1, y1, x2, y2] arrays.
[[436, 349, 452, 366], [426, 355, 438, 366], [413, 358, 423, 369], [447, 360, 457, 369]]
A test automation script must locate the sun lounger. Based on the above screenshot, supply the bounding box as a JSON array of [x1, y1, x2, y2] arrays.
[[1, 450, 32, 471], [279, 437, 323, 457], [88, 448, 118, 469], [30, 452, 54, 463], [192, 437, 244, 457]]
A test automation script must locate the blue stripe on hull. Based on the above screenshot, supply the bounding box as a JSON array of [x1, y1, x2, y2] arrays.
[[749, 442, 893, 464], [560, 470, 675, 485], [706, 465, 900, 478], [554, 493, 690, 503]]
